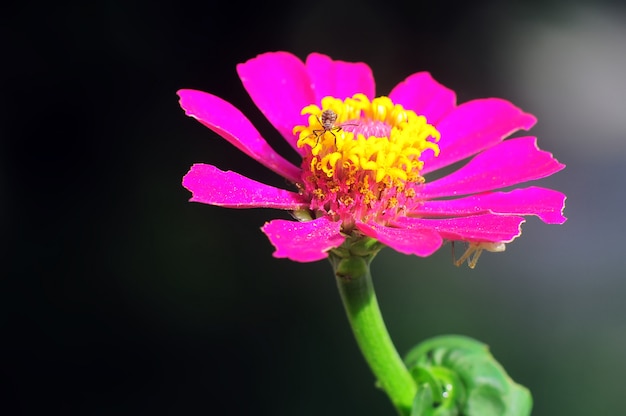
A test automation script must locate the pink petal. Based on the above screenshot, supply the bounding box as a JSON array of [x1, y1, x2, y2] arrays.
[[394, 214, 525, 243], [305, 53, 376, 103], [388, 72, 457, 124], [412, 186, 567, 224], [422, 98, 537, 174], [261, 217, 345, 262], [236, 51, 315, 154], [182, 164, 308, 209], [178, 89, 302, 183], [356, 222, 443, 257], [420, 137, 566, 199]]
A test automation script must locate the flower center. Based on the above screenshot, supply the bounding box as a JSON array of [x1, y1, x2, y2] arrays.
[[294, 94, 440, 228]]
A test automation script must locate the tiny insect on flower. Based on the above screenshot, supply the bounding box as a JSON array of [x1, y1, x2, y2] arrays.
[[308, 109, 359, 147], [452, 241, 507, 269], [320, 109, 338, 132]]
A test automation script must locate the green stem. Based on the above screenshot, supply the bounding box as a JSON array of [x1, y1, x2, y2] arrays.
[[331, 254, 416, 416]]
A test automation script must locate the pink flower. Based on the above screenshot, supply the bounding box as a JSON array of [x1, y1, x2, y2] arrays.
[[180, 51, 566, 266]]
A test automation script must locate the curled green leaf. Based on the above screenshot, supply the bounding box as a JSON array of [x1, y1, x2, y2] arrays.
[[405, 335, 532, 416]]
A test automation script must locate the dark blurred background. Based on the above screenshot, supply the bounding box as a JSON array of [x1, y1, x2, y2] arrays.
[[3, 0, 625, 414]]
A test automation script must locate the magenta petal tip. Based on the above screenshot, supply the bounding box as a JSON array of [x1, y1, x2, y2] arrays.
[[261, 217, 345, 262]]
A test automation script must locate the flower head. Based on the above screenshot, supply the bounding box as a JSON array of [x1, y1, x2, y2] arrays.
[[180, 51, 566, 265]]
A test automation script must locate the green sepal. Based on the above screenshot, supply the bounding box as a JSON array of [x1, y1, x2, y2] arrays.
[[405, 335, 532, 416]]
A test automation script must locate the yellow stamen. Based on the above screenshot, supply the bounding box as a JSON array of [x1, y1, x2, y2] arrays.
[[296, 95, 439, 184], [295, 94, 440, 223]]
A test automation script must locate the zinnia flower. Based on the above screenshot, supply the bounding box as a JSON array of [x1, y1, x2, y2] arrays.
[[180, 51, 566, 266]]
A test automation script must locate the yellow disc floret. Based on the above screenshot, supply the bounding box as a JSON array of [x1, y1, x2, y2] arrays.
[[294, 94, 440, 227]]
